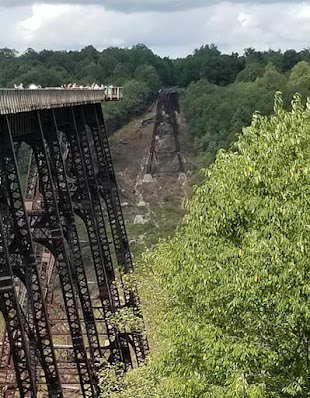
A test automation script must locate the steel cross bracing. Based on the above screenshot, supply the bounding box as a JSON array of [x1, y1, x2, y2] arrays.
[[86, 104, 149, 363], [0, 96, 148, 398], [33, 112, 98, 398], [0, 117, 63, 398], [0, 211, 36, 397], [41, 110, 102, 365], [147, 88, 184, 175], [65, 106, 132, 369]]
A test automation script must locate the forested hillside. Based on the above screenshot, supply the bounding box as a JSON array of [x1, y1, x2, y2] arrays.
[[2, 44, 308, 89], [183, 59, 310, 166], [102, 93, 310, 397], [1, 44, 310, 138]]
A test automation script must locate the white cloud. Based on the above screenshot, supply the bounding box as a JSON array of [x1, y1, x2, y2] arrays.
[[0, 0, 298, 13], [237, 12, 256, 28], [1, 2, 310, 57], [18, 4, 71, 41], [199, 2, 310, 54], [296, 3, 310, 20], [15, 4, 151, 50], [0, 0, 208, 12]]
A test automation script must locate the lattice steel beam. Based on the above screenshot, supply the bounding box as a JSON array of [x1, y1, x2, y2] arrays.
[[30, 110, 98, 398], [86, 104, 149, 364], [147, 89, 183, 175], [0, 92, 149, 396], [1, 115, 63, 398], [59, 106, 132, 369], [0, 209, 36, 398], [42, 108, 102, 365]]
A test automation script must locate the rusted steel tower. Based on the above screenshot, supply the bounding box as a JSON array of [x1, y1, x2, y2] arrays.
[[0, 88, 148, 398], [146, 87, 184, 175]]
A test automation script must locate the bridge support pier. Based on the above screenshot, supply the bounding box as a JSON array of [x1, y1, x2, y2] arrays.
[[85, 104, 149, 364], [31, 110, 98, 398], [0, 115, 64, 398], [147, 88, 184, 176], [0, 89, 148, 397], [0, 214, 36, 398]]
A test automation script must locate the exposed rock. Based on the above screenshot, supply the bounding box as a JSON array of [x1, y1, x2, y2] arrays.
[[134, 215, 144, 225], [143, 174, 153, 183], [178, 173, 187, 182]]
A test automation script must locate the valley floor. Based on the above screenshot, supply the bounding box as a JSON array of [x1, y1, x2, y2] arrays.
[[109, 109, 198, 260]]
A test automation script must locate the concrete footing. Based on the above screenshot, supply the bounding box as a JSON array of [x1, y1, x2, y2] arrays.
[[143, 174, 153, 183], [134, 215, 145, 225], [178, 173, 187, 182]]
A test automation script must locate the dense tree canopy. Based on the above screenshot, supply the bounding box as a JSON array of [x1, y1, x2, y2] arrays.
[[104, 94, 310, 397], [161, 93, 310, 397], [2, 44, 310, 90], [0, 44, 170, 90], [183, 59, 310, 166], [2, 43, 310, 135]]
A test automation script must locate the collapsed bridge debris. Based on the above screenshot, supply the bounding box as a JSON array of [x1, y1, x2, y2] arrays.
[[146, 87, 184, 176]]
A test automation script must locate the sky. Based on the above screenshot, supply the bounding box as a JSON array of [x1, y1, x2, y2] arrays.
[[0, 0, 310, 58]]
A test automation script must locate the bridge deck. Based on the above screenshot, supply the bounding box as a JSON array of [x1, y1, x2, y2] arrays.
[[0, 87, 122, 115]]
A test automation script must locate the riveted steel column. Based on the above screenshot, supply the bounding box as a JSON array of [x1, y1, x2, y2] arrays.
[[147, 91, 184, 174], [87, 103, 149, 364], [43, 108, 102, 367], [2, 114, 63, 398], [61, 106, 132, 370], [0, 208, 36, 398], [32, 110, 98, 398], [167, 92, 184, 173]]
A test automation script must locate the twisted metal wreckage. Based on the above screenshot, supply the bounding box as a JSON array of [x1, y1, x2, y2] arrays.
[[146, 88, 184, 175], [0, 88, 149, 398]]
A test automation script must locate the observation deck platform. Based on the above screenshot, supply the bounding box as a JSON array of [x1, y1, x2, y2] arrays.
[[0, 87, 123, 115]]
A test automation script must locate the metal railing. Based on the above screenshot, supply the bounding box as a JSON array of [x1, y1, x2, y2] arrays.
[[0, 87, 123, 115]]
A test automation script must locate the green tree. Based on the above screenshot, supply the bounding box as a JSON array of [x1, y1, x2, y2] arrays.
[[134, 64, 161, 92], [255, 62, 287, 91], [236, 62, 265, 82], [131, 93, 310, 397], [9, 65, 66, 86], [113, 62, 134, 83], [0, 48, 18, 59], [288, 61, 310, 91], [282, 49, 301, 72], [103, 80, 151, 131]]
